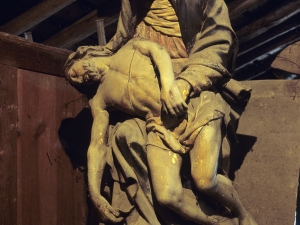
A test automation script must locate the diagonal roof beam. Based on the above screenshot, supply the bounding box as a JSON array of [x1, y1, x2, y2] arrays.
[[43, 0, 283, 49], [228, 0, 269, 20], [43, 11, 119, 48], [235, 31, 300, 75], [43, 0, 266, 49], [236, 1, 300, 44], [238, 13, 300, 58], [0, 0, 76, 35]]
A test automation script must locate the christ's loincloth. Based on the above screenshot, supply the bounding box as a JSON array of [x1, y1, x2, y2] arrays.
[[146, 90, 231, 154]]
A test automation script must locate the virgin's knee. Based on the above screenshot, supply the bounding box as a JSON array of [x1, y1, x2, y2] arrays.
[[155, 187, 183, 208]]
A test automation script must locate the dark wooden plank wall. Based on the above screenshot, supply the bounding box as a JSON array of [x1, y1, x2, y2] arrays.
[[0, 64, 88, 224], [0, 64, 18, 225]]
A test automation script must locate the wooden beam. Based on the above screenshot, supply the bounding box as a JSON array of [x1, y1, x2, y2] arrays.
[[85, 0, 109, 6], [236, 1, 300, 44], [0, 0, 76, 35], [238, 14, 300, 57], [236, 31, 300, 73], [235, 55, 277, 80], [44, 0, 265, 48], [246, 69, 275, 80], [228, 0, 269, 20], [43, 11, 119, 48], [0, 32, 72, 77]]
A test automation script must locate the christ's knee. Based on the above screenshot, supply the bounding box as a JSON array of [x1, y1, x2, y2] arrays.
[[115, 120, 146, 145], [115, 120, 135, 139], [192, 173, 217, 193], [155, 186, 183, 209]]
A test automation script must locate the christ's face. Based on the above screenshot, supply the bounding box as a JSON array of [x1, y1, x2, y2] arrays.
[[68, 60, 88, 84], [68, 59, 102, 85], [66, 56, 110, 86]]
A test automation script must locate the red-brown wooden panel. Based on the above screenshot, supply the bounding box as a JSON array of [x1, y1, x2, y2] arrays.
[[16, 69, 87, 225], [0, 64, 18, 225], [0, 32, 71, 77]]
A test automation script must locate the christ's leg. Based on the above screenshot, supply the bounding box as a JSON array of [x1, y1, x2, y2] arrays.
[[147, 144, 237, 225], [190, 119, 257, 225]]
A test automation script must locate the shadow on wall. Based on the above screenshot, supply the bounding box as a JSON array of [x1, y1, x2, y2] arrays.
[[58, 107, 93, 171], [58, 103, 136, 170], [229, 134, 257, 181]]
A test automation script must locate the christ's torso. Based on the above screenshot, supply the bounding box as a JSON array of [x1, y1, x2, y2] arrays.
[[98, 42, 162, 119]]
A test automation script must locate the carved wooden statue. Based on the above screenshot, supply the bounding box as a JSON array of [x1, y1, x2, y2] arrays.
[[64, 0, 257, 224]]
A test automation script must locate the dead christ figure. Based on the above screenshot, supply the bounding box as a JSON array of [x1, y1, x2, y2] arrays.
[[64, 37, 257, 225]]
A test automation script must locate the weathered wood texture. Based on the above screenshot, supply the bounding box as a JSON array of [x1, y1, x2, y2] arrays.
[[236, 1, 300, 44], [42, 0, 281, 49], [17, 69, 87, 225], [0, 64, 18, 225], [43, 12, 118, 48], [0, 65, 87, 225], [0, 0, 76, 35], [0, 32, 72, 77], [43, 0, 269, 49], [235, 80, 300, 224], [236, 27, 300, 72], [238, 14, 300, 58], [228, 0, 269, 20], [271, 41, 300, 75]]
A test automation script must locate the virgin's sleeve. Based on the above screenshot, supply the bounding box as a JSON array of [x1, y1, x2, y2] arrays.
[[104, 0, 137, 53], [177, 0, 238, 96]]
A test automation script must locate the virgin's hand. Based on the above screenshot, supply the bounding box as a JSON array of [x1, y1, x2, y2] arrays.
[[161, 82, 188, 116], [93, 196, 123, 223]]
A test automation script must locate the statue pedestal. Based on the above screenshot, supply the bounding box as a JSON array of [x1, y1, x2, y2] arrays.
[[234, 80, 299, 224]]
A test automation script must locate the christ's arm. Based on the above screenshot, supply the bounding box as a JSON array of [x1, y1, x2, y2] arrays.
[[87, 98, 123, 223], [132, 38, 188, 116]]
